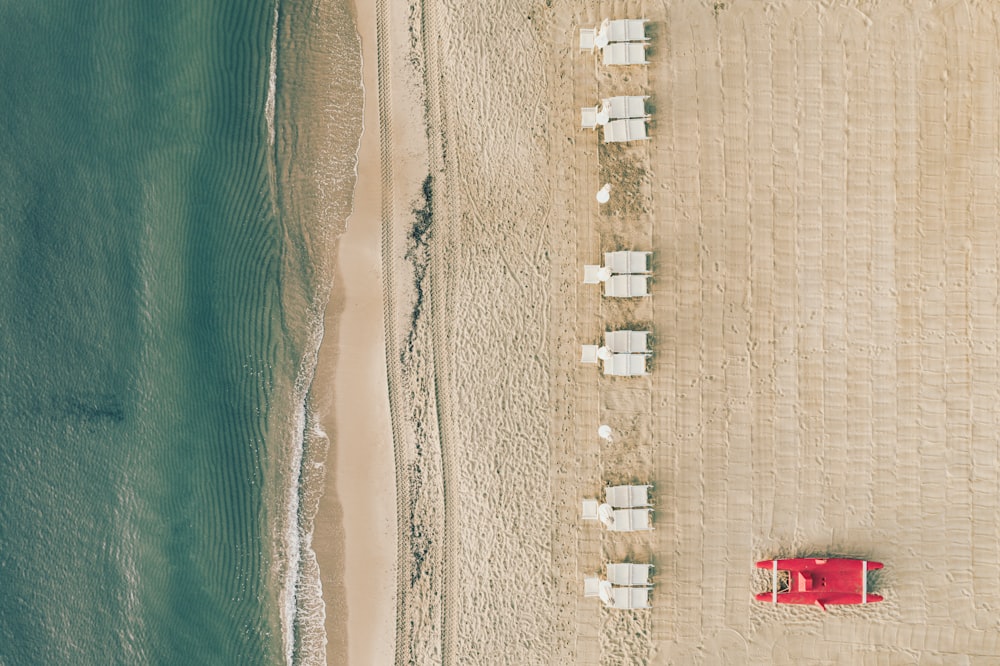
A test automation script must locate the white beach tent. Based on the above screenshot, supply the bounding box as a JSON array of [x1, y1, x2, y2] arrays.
[[606, 563, 653, 587], [580, 19, 648, 50], [604, 275, 649, 298], [604, 95, 648, 119], [603, 118, 648, 143], [605, 484, 652, 508], [582, 333, 648, 372], [601, 18, 649, 43], [605, 251, 651, 274], [600, 581, 651, 609], [602, 353, 648, 376], [582, 96, 645, 129], [581, 485, 650, 521], [602, 42, 648, 66], [610, 508, 652, 531], [604, 331, 650, 354], [599, 504, 653, 531], [581, 19, 648, 49], [585, 258, 647, 296]]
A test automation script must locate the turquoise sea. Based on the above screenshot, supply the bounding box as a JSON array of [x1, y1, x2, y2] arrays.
[[0, 1, 362, 663]]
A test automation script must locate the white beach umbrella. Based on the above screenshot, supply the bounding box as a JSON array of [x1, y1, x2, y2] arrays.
[[597, 346, 612, 361], [597, 266, 612, 282], [597, 424, 613, 441], [598, 503, 615, 527], [596, 183, 611, 204]]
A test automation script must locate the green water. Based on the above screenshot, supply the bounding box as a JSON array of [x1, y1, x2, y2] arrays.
[[0, 1, 361, 663]]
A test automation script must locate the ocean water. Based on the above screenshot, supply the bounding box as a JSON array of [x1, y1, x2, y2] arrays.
[[0, 1, 362, 664]]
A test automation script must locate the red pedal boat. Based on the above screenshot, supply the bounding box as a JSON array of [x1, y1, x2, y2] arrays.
[[755, 558, 883, 610]]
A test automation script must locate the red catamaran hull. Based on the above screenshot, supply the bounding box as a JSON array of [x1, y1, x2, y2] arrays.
[[755, 558, 883, 607]]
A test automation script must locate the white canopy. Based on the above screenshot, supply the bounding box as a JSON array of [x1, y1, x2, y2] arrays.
[[581, 498, 600, 520], [603, 96, 648, 119], [606, 563, 653, 587], [600, 18, 648, 43], [605, 484, 651, 508], [603, 118, 648, 143], [604, 585, 651, 609], [583, 575, 601, 597], [598, 580, 615, 605], [604, 330, 649, 354], [602, 507, 652, 532], [580, 345, 599, 364], [602, 42, 648, 66], [579, 28, 596, 51], [604, 251, 651, 274], [603, 354, 648, 376], [604, 275, 649, 298]]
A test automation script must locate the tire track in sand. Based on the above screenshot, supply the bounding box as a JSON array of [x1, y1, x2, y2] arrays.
[[373, 0, 411, 662]]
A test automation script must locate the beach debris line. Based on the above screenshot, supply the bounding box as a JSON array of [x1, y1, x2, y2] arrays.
[[403, 175, 434, 355]]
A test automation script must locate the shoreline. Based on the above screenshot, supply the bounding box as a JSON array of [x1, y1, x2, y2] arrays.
[[310, 0, 434, 658], [310, 0, 396, 664]]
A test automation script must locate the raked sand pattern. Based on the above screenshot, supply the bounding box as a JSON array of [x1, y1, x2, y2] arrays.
[[369, 0, 1000, 663]]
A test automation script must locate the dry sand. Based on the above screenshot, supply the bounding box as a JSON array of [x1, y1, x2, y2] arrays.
[[317, 0, 1000, 663]]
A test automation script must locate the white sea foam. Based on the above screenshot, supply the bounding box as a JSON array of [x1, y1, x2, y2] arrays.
[[265, 2, 278, 150], [265, 0, 280, 215], [279, 306, 327, 666], [279, 379, 305, 665], [269, 0, 364, 661]]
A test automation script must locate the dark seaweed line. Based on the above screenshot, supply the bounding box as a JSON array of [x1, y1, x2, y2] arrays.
[[418, 0, 459, 663]]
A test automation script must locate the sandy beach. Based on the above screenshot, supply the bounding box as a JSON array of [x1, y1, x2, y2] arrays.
[[311, 0, 428, 663], [315, 0, 1000, 663]]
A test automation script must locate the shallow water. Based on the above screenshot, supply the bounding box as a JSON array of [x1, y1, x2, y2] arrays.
[[0, 1, 361, 663]]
